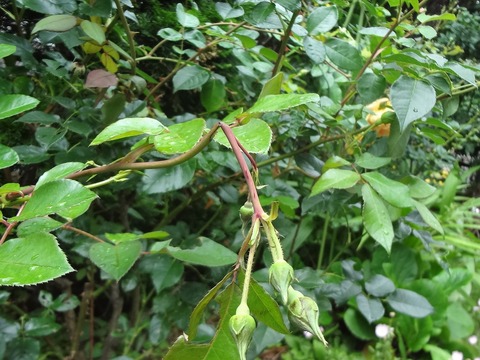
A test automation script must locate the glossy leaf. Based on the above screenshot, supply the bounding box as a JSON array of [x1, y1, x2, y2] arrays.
[[246, 93, 320, 114], [17, 217, 64, 237], [356, 294, 384, 323], [32, 15, 77, 33], [362, 171, 413, 208], [139, 254, 184, 293], [0, 233, 74, 286], [89, 241, 142, 281], [386, 289, 434, 318], [343, 308, 376, 340], [142, 159, 196, 194], [36, 162, 85, 188], [154, 118, 205, 154], [21, 0, 77, 14], [0, 94, 40, 120], [355, 153, 391, 170], [413, 200, 444, 234], [0, 44, 16, 59], [80, 20, 105, 44], [365, 275, 395, 297], [303, 36, 326, 64], [173, 66, 210, 92], [390, 76, 436, 132], [359, 26, 394, 38], [214, 118, 272, 154], [12, 179, 98, 221], [168, 237, 237, 267], [445, 63, 477, 86], [158, 28, 183, 41], [0, 144, 19, 169], [306, 6, 338, 35], [311, 169, 360, 196], [325, 38, 363, 71], [176, 3, 200, 28], [361, 184, 394, 253], [417, 12, 456, 23], [90, 117, 166, 145], [258, 72, 283, 99], [201, 79, 226, 112]]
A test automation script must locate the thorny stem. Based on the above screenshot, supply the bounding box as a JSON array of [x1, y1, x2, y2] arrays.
[[240, 239, 258, 307]]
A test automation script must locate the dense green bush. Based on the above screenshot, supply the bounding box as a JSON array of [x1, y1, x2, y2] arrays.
[[0, 0, 479, 359]]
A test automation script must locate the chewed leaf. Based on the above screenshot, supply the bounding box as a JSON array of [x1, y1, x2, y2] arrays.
[[0, 233, 74, 286]]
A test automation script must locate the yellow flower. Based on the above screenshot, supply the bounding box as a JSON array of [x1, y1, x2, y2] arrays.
[[365, 98, 394, 137]]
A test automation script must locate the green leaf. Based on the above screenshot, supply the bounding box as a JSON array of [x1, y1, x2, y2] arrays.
[[359, 26, 395, 38], [356, 294, 384, 323], [36, 162, 85, 188], [24, 317, 61, 336], [325, 38, 363, 71], [0, 144, 19, 169], [306, 6, 338, 34], [357, 73, 387, 104], [4, 338, 40, 359], [139, 254, 184, 293], [390, 76, 436, 132], [90, 117, 166, 145], [17, 217, 64, 237], [0, 44, 16, 59], [303, 36, 326, 64], [445, 63, 477, 86], [417, 12, 456, 23], [188, 271, 234, 340], [418, 25, 437, 39], [355, 153, 391, 170], [362, 172, 413, 208], [201, 79, 225, 112], [32, 15, 77, 33], [80, 20, 105, 44], [215, 3, 244, 19], [142, 159, 196, 194], [311, 169, 360, 196], [168, 237, 237, 267], [323, 155, 351, 171], [361, 184, 394, 253], [246, 93, 320, 114], [176, 3, 200, 28], [21, 0, 77, 14], [387, 119, 411, 158], [0, 94, 40, 120], [157, 28, 183, 41], [12, 179, 98, 221], [365, 274, 395, 297], [343, 308, 376, 340], [79, 0, 112, 17], [386, 289, 434, 318], [164, 283, 241, 360], [413, 200, 444, 234], [258, 72, 283, 99], [89, 241, 141, 281], [214, 118, 272, 154], [0, 233, 74, 286], [432, 268, 473, 295], [446, 302, 475, 340], [154, 118, 205, 154], [238, 271, 289, 334], [173, 65, 210, 92]]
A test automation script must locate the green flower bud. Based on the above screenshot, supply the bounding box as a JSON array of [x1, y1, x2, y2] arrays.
[[288, 289, 328, 346], [269, 260, 294, 305], [229, 309, 256, 360], [239, 201, 254, 222]]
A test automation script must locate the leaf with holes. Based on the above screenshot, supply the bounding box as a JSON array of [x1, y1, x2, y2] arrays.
[[0, 233, 73, 286], [89, 241, 142, 281], [12, 179, 97, 221], [154, 118, 205, 154]]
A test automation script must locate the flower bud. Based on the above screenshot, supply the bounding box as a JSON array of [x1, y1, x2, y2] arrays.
[[229, 305, 256, 360], [239, 201, 254, 222], [269, 260, 294, 305], [288, 288, 327, 346]]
